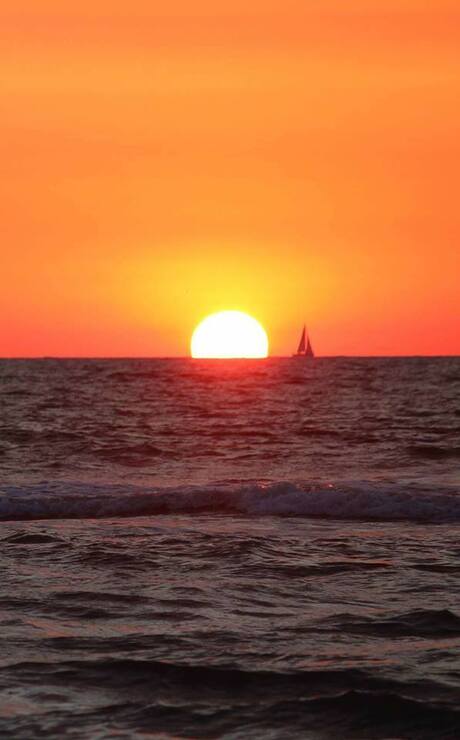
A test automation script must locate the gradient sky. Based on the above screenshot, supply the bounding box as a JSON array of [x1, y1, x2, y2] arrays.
[[2, 1, 459, 356]]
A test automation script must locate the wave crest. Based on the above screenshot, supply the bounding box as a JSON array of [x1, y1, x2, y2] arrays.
[[1, 479, 459, 523]]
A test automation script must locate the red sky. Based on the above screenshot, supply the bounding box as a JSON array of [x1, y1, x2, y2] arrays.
[[1, 1, 459, 356]]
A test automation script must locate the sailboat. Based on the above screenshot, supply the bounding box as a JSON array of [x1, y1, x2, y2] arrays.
[[293, 325, 314, 358]]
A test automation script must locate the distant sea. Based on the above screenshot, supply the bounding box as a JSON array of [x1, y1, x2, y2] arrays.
[[1, 357, 459, 738]]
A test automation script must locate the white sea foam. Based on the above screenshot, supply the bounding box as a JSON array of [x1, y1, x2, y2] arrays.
[[0, 480, 459, 523]]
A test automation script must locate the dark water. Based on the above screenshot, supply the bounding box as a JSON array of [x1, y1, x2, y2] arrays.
[[0, 357, 459, 738]]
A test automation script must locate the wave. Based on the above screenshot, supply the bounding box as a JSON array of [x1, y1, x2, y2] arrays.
[[4, 659, 459, 737], [326, 608, 460, 638], [408, 444, 460, 460], [2, 658, 451, 700], [1, 479, 459, 523]]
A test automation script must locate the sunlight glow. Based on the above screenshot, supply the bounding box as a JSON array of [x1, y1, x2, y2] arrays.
[[191, 311, 269, 358]]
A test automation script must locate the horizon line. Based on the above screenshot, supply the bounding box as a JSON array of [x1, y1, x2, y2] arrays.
[[0, 354, 459, 360]]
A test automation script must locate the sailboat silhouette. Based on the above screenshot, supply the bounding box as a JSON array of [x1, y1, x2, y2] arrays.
[[293, 325, 314, 358]]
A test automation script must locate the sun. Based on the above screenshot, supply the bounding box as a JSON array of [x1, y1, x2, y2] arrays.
[[191, 311, 269, 358]]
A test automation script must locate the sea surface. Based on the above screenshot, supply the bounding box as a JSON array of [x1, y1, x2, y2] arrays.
[[0, 357, 459, 739]]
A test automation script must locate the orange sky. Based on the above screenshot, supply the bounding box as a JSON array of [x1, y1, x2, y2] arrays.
[[1, 1, 459, 356]]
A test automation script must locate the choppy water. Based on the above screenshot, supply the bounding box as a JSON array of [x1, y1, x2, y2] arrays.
[[1, 357, 459, 738]]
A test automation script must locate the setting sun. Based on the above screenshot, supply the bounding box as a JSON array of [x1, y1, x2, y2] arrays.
[[191, 311, 269, 358]]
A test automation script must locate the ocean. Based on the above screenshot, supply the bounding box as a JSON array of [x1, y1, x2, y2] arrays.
[[1, 357, 459, 738]]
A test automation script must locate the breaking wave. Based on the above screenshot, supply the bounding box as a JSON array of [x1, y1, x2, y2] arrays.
[[1, 479, 459, 523]]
